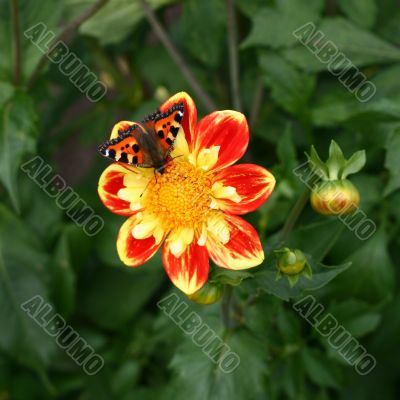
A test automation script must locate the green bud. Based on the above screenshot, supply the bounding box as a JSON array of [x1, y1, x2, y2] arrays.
[[276, 248, 307, 275], [187, 282, 223, 305]]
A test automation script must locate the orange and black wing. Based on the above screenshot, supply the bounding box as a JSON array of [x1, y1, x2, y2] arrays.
[[98, 124, 146, 166], [143, 103, 184, 156]]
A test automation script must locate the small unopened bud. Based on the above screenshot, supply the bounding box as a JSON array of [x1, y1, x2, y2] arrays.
[[187, 282, 223, 305], [276, 248, 307, 275], [311, 179, 360, 215]]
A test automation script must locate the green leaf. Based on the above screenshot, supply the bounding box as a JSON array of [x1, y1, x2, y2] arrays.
[[301, 348, 340, 388], [288, 219, 344, 262], [19, 174, 63, 244], [136, 47, 199, 95], [79, 259, 165, 330], [170, 329, 267, 400], [209, 267, 253, 286], [277, 126, 298, 180], [242, 0, 324, 49], [311, 64, 400, 127], [0, 204, 55, 372], [384, 126, 400, 196], [111, 361, 140, 396], [276, 308, 301, 342], [372, 64, 400, 100], [279, 354, 306, 399], [249, 256, 351, 301], [235, 0, 269, 18], [333, 229, 395, 304], [0, 81, 14, 106], [49, 233, 76, 318], [0, 0, 63, 81], [96, 215, 125, 267], [376, 6, 400, 45], [179, 0, 226, 68], [285, 17, 400, 72], [337, 0, 377, 29], [77, 0, 176, 45], [312, 98, 400, 127], [63, 223, 93, 273], [21, 1, 64, 80], [317, 17, 400, 65], [0, 91, 37, 212], [329, 300, 381, 338], [259, 51, 315, 117], [368, 293, 400, 368]]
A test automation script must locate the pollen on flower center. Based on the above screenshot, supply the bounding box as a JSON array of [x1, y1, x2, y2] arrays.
[[143, 162, 213, 231]]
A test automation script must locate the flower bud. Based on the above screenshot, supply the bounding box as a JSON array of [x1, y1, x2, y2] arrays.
[[276, 248, 307, 275], [311, 179, 360, 215], [187, 282, 223, 305]]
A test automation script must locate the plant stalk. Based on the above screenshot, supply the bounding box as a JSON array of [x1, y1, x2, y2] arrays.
[[226, 0, 241, 111], [139, 0, 216, 112], [27, 0, 110, 87], [10, 0, 22, 86]]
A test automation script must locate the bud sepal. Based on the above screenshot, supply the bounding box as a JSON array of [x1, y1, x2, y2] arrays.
[[306, 140, 365, 216], [306, 140, 366, 181]]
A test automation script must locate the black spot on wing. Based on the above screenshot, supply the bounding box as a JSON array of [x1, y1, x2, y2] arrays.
[[108, 149, 116, 159], [166, 138, 173, 145], [119, 152, 128, 163], [157, 130, 164, 139], [170, 126, 179, 137], [174, 112, 183, 123], [132, 143, 139, 153], [132, 156, 138, 164]]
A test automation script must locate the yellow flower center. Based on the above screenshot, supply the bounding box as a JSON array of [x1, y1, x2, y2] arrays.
[[143, 162, 213, 231]]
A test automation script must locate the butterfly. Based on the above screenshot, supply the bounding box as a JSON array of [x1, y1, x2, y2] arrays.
[[98, 103, 184, 174]]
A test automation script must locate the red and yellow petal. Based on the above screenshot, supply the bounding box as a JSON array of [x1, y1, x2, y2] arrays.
[[98, 163, 138, 216], [160, 91, 197, 146], [162, 240, 209, 295], [207, 214, 264, 270], [117, 213, 164, 267], [193, 111, 249, 171], [213, 164, 276, 215]]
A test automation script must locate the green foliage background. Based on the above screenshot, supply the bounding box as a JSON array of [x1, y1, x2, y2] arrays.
[[0, 0, 399, 399]]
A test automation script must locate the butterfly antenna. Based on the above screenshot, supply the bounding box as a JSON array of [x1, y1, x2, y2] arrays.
[[139, 179, 152, 198], [139, 169, 159, 198], [162, 155, 184, 174]]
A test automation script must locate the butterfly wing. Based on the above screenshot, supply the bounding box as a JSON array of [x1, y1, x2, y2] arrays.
[[98, 103, 184, 169], [98, 124, 152, 166], [143, 103, 184, 159]]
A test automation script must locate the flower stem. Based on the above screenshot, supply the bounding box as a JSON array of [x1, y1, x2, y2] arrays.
[[249, 77, 264, 129], [10, 0, 22, 86], [318, 223, 344, 262], [139, 0, 217, 113], [27, 0, 110, 88], [221, 285, 234, 329], [226, 0, 241, 111], [279, 188, 310, 244]]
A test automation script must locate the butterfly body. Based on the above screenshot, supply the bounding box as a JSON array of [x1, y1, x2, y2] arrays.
[[98, 103, 184, 174]]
